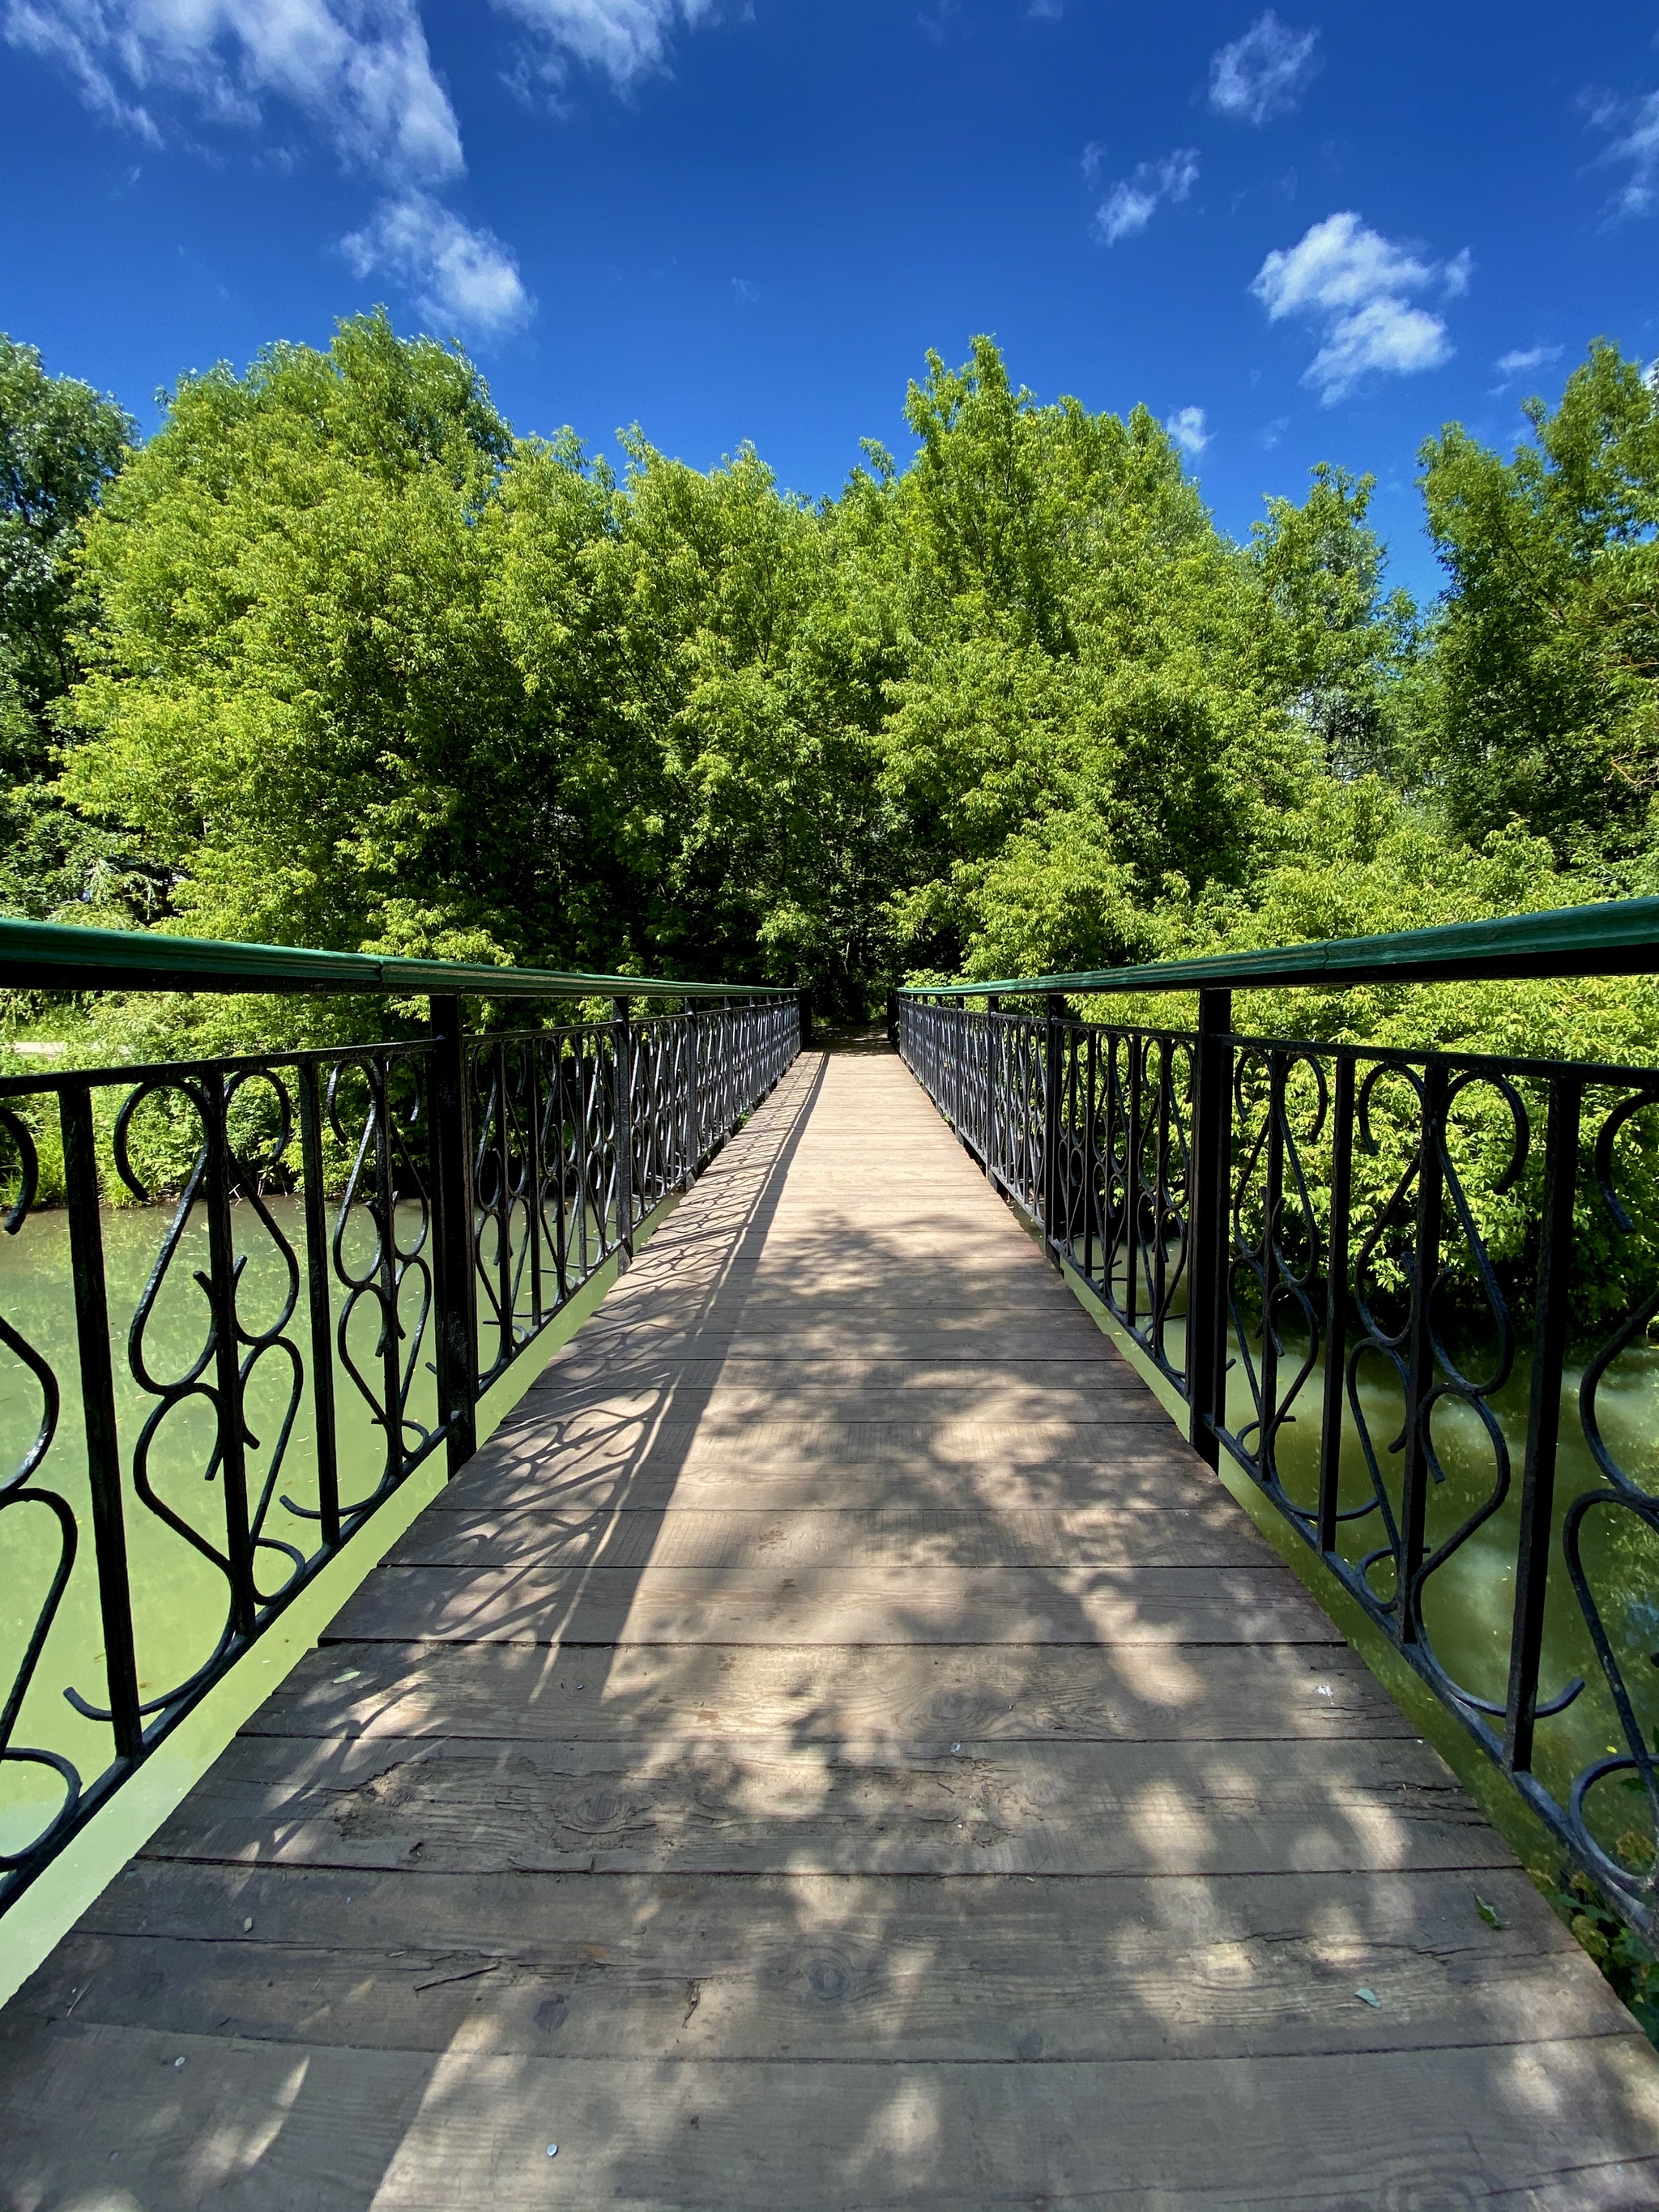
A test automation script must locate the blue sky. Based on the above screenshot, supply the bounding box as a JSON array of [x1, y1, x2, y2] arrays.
[[4, 0, 1659, 599]]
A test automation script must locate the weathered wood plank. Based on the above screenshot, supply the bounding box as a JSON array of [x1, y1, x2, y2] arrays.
[[21, 1865, 1634, 2063], [145, 1731, 1513, 1877], [4, 2017, 1657, 2211], [251, 1637, 1397, 1748], [323, 1562, 1335, 1647], [383, 1502, 1280, 1571]]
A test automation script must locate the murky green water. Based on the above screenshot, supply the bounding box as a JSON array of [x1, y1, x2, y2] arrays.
[[1213, 1306, 1659, 1873], [1, 1196, 439, 1861]]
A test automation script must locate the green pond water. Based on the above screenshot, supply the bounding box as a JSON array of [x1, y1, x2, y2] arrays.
[[1180, 1295, 1659, 1874], [1, 1195, 443, 1863]]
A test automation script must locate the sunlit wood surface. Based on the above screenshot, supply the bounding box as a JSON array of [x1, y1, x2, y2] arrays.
[[6, 1043, 1659, 2207]]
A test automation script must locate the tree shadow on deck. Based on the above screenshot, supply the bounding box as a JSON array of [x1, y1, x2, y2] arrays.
[[6, 1053, 1659, 2208]]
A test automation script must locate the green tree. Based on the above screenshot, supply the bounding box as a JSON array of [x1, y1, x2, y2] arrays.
[[1418, 339, 1659, 866], [1250, 462, 1417, 782], [0, 335, 138, 920], [65, 312, 545, 964], [863, 339, 1314, 979]]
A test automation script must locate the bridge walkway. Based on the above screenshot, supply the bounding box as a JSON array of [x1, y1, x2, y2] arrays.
[[4, 1043, 1658, 2207]]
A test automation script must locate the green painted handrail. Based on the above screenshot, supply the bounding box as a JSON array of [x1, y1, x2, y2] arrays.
[[901, 894, 1659, 999], [0, 916, 790, 999]]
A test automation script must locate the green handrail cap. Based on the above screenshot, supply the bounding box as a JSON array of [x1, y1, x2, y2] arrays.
[[900, 895, 1659, 998], [0, 916, 788, 999]]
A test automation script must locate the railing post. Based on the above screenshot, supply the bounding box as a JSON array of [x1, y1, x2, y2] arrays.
[[1316, 1051, 1354, 1551], [297, 1063, 341, 1545], [887, 989, 898, 1052], [682, 1002, 699, 1187], [1504, 1075, 1581, 1770], [1042, 992, 1066, 1265], [61, 1083, 143, 1762], [799, 987, 812, 1051], [202, 1076, 257, 1640], [1399, 1060, 1448, 1643], [1187, 987, 1233, 1468], [984, 994, 1000, 1183], [613, 994, 634, 1257], [429, 994, 478, 1477]]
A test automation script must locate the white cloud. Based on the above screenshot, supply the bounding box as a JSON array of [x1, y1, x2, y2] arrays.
[[7, 0, 546, 339], [1589, 86, 1659, 219], [1251, 210, 1462, 403], [1092, 147, 1198, 246], [730, 275, 757, 304], [1166, 406, 1209, 457], [1208, 11, 1319, 126], [1495, 343, 1562, 376], [343, 191, 531, 334], [491, 0, 710, 88], [4, 0, 463, 181]]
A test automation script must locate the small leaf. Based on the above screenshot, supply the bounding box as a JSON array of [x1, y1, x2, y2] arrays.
[[1476, 1897, 1504, 1930], [1355, 1987, 1381, 2007]]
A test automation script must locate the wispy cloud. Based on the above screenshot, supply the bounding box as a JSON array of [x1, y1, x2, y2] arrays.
[[343, 190, 531, 334], [1586, 84, 1659, 219], [493, 0, 714, 92], [1092, 147, 1198, 245], [1209, 11, 1319, 126], [1251, 210, 1464, 403], [731, 275, 757, 304], [1495, 343, 1561, 377], [3, 0, 463, 181], [1166, 405, 1209, 457], [4, 0, 551, 338], [1028, 0, 1063, 18]]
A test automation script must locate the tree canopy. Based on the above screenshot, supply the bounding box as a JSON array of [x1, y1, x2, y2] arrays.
[[5, 312, 1659, 1043]]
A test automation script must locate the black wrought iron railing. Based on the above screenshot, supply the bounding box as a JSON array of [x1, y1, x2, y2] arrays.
[[0, 919, 800, 1913], [898, 898, 1659, 1941]]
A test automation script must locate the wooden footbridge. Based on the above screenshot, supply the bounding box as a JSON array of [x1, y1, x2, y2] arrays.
[[4, 1039, 1658, 2206]]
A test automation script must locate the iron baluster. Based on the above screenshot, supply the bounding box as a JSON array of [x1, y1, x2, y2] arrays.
[[1042, 994, 1064, 1264], [1504, 1076, 1581, 1770], [613, 996, 633, 1257], [1399, 1059, 1448, 1643], [428, 997, 479, 1477], [60, 1085, 143, 1764], [526, 1038, 545, 1330], [1316, 1051, 1354, 1554], [683, 1005, 699, 1187], [296, 1063, 343, 1540], [492, 1039, 514, 1371], [1257, 1052, 1286, 1490], [1187, 987, 1232, 1467], [1125, 1038, 1143, 1332], [200, 1076, 258, 1640]]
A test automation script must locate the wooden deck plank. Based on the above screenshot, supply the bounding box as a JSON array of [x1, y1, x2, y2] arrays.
[[324, 1561, 1336, 1648], [381, 1502, 1294, 1571], [245, 1638, 1401, 1747], [25, 1865, 1636, 2063], [5, 2019, 1659, 2211], [4, 1044, 1654, 2210], [145, 1731, 1511, 1878]]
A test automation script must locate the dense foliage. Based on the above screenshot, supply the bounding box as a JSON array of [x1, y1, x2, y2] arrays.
[[4, 312, 1659, 1055]]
